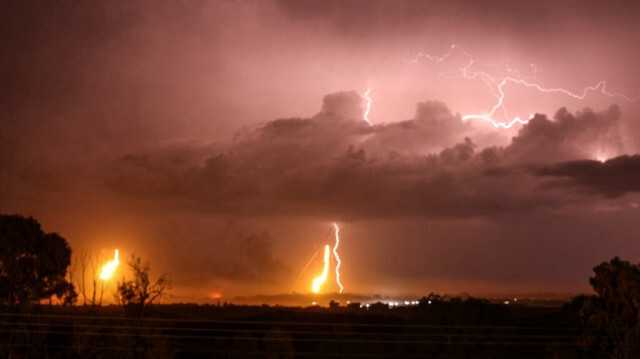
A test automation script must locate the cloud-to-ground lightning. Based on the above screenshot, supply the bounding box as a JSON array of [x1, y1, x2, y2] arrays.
[[99, 249, 119, 280], [308, 223, 345, 294], [408, 45, 640, 129], [332, 222, 344, 293], [362, 87, 373, 125], [311, 245, 330, 293]]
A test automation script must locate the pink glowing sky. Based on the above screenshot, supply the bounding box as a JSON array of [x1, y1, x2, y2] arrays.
[[2, 0, 640, 302]]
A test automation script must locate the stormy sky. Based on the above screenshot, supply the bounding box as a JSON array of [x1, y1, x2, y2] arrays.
[[2, 0, 640, 302]]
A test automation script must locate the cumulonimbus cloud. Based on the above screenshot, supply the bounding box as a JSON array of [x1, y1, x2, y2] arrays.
[[107, 92, 629, 219]]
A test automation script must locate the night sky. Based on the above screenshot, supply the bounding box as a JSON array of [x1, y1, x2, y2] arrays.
[[2, 0, 640, 303]]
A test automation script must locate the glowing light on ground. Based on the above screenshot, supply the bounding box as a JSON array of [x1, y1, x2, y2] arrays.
[[408, 45, 639, 129], [362, 87, 372, 125], [332, 222, 344, 293], [593, 148, 612, 163], [311, 245, 330, 293], [99, 249, 119, 280]]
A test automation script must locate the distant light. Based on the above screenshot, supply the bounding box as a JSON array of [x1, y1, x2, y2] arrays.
[[312, 301, 317, 306], [504, 300, 510, 305], [428, 300, 432, 305], [404, 301, 410, 305]]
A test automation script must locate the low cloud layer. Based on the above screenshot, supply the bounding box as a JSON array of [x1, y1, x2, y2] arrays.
[[106, 92, 630, 220], [537, 155, 640, 198]]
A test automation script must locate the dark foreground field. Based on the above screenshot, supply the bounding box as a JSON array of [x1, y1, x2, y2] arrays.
[[0, 297, 601, 359]]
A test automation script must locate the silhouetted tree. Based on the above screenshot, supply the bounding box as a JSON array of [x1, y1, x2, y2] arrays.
[[575, 257, 640, 358], [117, 255, 170, 316], [0, 214, 76, 307]]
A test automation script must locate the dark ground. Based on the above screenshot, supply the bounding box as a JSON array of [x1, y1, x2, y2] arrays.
[[0, 297, 595, 359]]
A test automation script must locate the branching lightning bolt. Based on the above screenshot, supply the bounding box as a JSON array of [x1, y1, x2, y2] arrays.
[[332, 222, 344, 293], [363, 87, 373, 125], [408, 45, 640, 129], [308, 223, 345, 294]]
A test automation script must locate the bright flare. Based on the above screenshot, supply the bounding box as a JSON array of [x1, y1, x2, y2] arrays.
[[311, 245, 330, 293], [332, 223, 344, 293], [99, 249, 119, 280]]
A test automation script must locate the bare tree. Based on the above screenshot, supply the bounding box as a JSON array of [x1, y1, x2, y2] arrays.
[[71, 251, 109, 307], [116, 255, 170, 316]]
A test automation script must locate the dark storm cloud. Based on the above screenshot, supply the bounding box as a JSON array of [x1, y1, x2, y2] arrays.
[[506, 106, 623, 163], [275, 0, 640, 31], [536, 155, 640, 198], [106, 92, 626, 219], [363, 101, 472, 154], [106, 92, 483, 218]]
